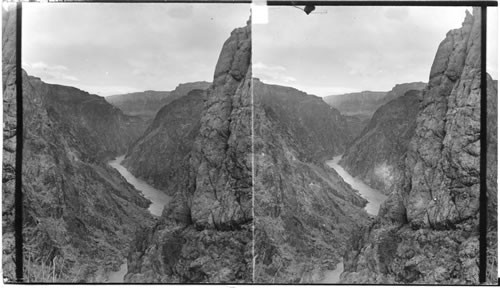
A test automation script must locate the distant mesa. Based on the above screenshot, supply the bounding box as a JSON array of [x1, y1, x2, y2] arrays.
[[106, 81, 210, 118], [323, 82, 426, 117]]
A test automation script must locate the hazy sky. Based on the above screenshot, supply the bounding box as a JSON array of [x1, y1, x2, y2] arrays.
[[23, 3, 250, 96], [254, 6, 498, 96]]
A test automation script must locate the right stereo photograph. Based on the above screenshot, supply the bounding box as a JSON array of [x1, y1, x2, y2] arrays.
[[253, 5, 497, 284]]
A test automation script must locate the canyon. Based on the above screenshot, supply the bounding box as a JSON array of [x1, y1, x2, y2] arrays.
[[2, 4, 496, 285]]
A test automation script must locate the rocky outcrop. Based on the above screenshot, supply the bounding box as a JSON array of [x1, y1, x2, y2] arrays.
[[106, 82, 210, 119], [340, 89, 423, 194], [123, 89, 206, 194], [2, 4, 18, 280], [125, 20, 252, 283], [253, 81, 370, 283], [382, 82, 427, 103], [341, 8, 491, 284]]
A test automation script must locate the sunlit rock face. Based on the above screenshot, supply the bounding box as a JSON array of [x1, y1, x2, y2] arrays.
[[125, 21, 253, 283], [342, 8, 495, 284]]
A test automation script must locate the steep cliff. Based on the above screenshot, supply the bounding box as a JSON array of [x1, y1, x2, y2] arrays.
[[26, 76, 146, 162], [3, 6, 156, 279], [253, 81, 370, 282], [341, 8, 493, 284], [125, 21, 252, 283], [255, 80, 354, 161], [19, 72, 155, 282], [339, 89, 423, 194], [123, 89, 206, 194]]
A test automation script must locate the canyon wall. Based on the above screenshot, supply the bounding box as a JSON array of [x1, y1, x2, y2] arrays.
[[340, 89, 423, 194], [341, 8, 496, 284], [253, 80, 370, 282]]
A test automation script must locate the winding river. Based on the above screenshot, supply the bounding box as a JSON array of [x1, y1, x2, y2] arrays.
[[319, 155, 388, 283], [106, 155, 172, 282], [326, 155, 387, 216], [105, 154, 387, 283], [108, 155, 171, 217]]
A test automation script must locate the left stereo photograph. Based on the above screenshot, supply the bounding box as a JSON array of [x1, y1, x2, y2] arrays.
[[2, 2, 252, 283]]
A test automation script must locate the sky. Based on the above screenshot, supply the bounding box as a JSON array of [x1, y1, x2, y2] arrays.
[[22, 3, 250, 96], [254, 6, 498, 97]]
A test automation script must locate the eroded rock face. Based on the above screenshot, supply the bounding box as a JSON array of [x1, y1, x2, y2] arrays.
[[19, 72, 155, 282], [125, 21, 252, 283], [340, 89, 423, 194], [404, 8, 480, 229], [189, 24, 252, 230], [2, 7, 155, 279], [486, 78, 498, 283], [2, 4, 18, 280], [26, 76, 146, 162], [253, 80, 370, 283], [123, 89, 206, 194], [255, 80, 354, 161], [341, 8, 493, 284]]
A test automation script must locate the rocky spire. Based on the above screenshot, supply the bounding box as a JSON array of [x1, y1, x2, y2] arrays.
[[403, 7, 481, 228], [190, 21, 252, 229]]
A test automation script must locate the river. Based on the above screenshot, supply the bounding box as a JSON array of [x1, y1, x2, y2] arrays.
[[319, 155, 388, 283], [108, 155, 171, 217], [106, 155, 172, 282], [326, 155, 387, 216]]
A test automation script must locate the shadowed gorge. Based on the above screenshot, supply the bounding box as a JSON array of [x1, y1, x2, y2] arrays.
[[340, 89, 424, 194], [253, 79, 370, 283], [122, 89, 207, 195]]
